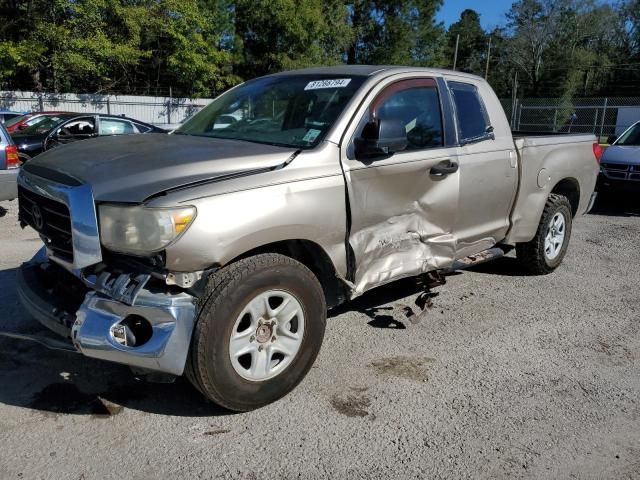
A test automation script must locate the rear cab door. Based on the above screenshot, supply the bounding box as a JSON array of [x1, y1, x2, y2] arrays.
[[444, 77, 519, 257], [340, 74, 461, 296]]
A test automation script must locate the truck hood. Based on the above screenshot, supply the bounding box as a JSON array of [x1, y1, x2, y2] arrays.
[[601, 145, 640, 165], [25, 133, 298, 202]]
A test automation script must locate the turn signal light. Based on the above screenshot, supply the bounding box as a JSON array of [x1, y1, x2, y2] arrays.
[[593, 143, 603, 163], [5, 145, 19, 169]]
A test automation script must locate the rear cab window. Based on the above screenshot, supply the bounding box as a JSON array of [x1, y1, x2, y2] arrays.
[[99, 118, 135, 135], [448, 81, 491, 144]]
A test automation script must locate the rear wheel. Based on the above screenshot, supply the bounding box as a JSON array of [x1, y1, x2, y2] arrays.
[[185, 253, 326, 411], [516, 193, 573, 274]]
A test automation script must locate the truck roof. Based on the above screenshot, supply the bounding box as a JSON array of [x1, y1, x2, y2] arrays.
[[268, 65, 484, 81]]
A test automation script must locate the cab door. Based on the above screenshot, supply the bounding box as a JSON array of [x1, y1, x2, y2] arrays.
[[445, 80, 518, 257], [341, 77, 460, 297]]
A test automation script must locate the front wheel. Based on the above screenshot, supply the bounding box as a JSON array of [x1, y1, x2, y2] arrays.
[[516, 193, 573, 275], [185, 253, 326, 411]]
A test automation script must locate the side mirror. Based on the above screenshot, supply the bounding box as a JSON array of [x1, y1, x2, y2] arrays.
[[607, 135, 617, 145], [17, 124, 27, 130], [354, 119, 408, 159]]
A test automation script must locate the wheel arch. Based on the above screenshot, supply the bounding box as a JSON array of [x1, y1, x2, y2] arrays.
[[227, 239, 350, 309], [550, 177, 580, 217]]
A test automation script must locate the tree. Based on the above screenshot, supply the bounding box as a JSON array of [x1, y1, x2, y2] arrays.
[[346, 0, 445, 66], [233, 0, 352, 79], [444, 9, 487, 73]]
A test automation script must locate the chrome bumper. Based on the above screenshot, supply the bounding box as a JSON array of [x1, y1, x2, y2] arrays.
[[16, 249, 197, 376]]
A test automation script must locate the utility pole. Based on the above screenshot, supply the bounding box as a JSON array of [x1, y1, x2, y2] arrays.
[[511, 70, 518, 129], [452, 34, 460, 71], [484, 36, 492, 80]]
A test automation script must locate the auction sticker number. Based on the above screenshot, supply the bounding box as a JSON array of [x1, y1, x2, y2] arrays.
[[305, 79, 352, 90]]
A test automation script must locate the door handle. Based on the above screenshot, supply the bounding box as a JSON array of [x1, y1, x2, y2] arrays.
[[430, 160, 459, 176]]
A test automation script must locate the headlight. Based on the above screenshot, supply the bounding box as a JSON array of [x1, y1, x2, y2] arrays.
[[99, 204, 196, 255]]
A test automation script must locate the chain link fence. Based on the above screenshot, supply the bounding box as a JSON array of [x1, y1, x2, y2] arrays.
[[500, 97, 640, 142], [3, 90, 640, 139], [0, 91, 214, 127]]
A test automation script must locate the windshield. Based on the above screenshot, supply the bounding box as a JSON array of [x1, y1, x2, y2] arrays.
[[616, 123, 640, 146], [176, 75, 365, 148], [19, 116, 69, 135], [4, 114, 29, 128]]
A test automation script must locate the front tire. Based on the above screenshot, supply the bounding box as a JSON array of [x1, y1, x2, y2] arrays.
[[516, 193, 573, 274], [186, 253, 326, 411]]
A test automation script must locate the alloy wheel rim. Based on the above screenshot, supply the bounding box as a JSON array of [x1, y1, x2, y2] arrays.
[[544, 212, 566, 260], [229, 289, 305, 382]]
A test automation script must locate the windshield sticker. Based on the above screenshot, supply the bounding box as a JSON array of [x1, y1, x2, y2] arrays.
[[302, 129, 321, 143], [304, 79, 352, 90]]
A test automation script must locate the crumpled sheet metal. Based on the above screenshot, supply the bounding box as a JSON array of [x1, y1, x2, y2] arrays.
[[350, 212, 456, 297]]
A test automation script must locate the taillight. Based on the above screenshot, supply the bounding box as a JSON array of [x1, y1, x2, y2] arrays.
[[593, 143, 603, 163], [5, 145, 20, 169], [5, 145, 19, 169]]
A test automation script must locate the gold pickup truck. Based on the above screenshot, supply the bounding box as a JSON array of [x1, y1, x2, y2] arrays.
[[14, 66, 599, 411]]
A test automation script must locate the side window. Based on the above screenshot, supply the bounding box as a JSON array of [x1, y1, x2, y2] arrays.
[[133, 122, 153, 133], [100, 118, 134, 135], [59, 117, 96, 136], [448, 82, 490, 143], [374, 86, 443, 150]]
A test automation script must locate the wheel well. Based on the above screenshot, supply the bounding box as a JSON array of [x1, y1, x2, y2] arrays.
[[233, 240, 348, 309], [551, 178, 580, 216]]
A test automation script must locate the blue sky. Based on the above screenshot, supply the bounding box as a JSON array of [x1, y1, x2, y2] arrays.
[[436, 0, 513, 30]]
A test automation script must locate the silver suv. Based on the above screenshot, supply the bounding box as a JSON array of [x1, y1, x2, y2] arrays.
[[0, 122, 18, 201]]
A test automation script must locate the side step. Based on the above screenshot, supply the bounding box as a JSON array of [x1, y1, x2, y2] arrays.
[[445, 247, 505, 272]]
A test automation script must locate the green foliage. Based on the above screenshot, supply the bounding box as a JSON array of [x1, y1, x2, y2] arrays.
[[233, 0, 352, 79], [0, 0, 638, 98], [346, 0, 445, 66], [443, 9, 486, 73]]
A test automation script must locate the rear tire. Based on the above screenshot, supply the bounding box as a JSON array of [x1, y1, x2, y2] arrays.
[[516, 193, 573, 275], [185, 253, 326, 412]]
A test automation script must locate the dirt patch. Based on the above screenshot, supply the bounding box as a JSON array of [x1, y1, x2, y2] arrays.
[[330, 388, 371, 417], [369, 356, 434, 382]]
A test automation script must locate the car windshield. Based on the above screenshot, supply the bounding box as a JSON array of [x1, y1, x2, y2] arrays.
[[616, 123, 640, 146], [19, 116, 69, 135], [4, 114, 29, 128], [176, 75, 366, 148]]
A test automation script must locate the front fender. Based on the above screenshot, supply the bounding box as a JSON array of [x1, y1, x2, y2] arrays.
[[162, 174, 348, 277]]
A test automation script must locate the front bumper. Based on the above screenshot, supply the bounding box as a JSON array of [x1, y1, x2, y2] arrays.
[[597, 174, 640, 192], [16, 249, 197, 375]]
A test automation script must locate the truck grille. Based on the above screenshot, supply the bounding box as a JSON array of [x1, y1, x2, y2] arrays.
[[600, 163, 640, 181], [18, 186, 74, 263]]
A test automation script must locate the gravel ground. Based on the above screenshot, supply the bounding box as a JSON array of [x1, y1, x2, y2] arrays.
[[0, 195, 638, 480]]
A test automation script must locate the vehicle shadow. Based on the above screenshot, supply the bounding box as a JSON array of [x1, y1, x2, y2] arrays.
[[465, 256, 526, 277], [329, 275, 444, 328], [0, 268, 230, 418], [590, 191, 640, 217], [0, 336, 231, 418], [0, 269, 448, 418]]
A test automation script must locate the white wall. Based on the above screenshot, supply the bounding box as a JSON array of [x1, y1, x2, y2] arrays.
[[0, 91, 215, 126]]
